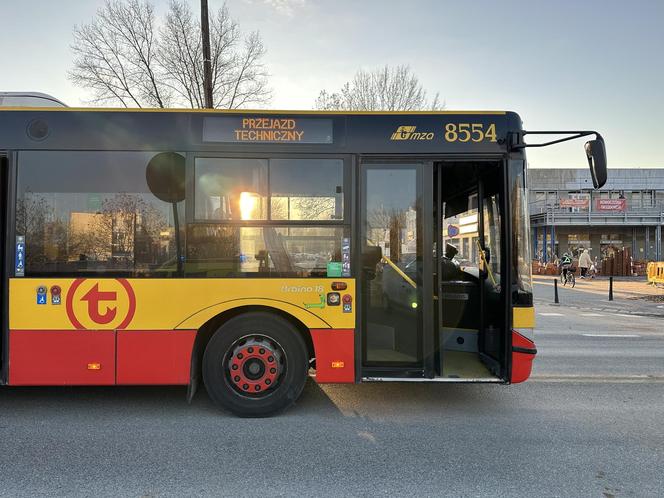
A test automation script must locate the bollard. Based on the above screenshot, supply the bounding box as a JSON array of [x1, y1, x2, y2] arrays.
[[554, 278, 559, 304], [609, 276, 614, 301]]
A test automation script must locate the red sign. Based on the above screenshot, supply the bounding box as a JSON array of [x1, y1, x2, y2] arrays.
[[595, 199, 627, 211], [559, 198, 589, 208], [66, 278, 136, 330]]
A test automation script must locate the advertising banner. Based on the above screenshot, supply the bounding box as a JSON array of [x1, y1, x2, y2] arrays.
[[595, 199, 627, 211], [559, 198, 589, 208]]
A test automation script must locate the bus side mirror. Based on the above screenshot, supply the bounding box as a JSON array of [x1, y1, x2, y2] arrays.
[[585, 138, 607, 189], [146, 152, 186, 203]]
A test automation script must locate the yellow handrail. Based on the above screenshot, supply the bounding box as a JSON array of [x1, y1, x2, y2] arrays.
[[476, 240, 497, 287], [365, 238, 417, 289], [381, 255, 417, 289]]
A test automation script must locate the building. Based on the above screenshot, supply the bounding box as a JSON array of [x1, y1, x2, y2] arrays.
[[529, 168, 664, 265]]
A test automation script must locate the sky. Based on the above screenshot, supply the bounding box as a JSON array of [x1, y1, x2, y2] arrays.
[[1, 0, 662, 168]]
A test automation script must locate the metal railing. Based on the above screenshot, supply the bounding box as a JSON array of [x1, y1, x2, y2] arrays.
[[530, 205, 664, 226]]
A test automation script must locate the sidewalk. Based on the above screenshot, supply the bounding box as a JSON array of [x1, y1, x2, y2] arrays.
[[532, 275, 664, 317]]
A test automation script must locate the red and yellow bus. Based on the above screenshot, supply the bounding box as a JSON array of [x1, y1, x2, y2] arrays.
[[0, 107, 606, 416]]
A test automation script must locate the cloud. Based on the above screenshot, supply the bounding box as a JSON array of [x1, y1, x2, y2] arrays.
[[245, 0, 307, 16]]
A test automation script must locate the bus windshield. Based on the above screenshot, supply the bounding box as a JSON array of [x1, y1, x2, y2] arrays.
[[510, 160, 533, 303]]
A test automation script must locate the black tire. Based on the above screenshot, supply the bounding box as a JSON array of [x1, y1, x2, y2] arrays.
[[203, 312, 308, 417]]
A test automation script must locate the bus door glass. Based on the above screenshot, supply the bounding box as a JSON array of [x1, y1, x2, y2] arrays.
[[361, 163, 424, 371], [437, 162, 504, 379]]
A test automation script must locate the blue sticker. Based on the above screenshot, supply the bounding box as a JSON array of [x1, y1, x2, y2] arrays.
[[341, 237, 351, 277], [37, 285, 47, 305], [15, 236, 25, 277]]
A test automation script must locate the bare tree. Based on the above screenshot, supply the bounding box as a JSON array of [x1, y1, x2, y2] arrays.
[[69, 0, 270, 108], [159, 2, 269, 108], [315, 65, 442, 111]]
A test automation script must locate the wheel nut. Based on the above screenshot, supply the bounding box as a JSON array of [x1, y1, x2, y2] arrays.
[[234, 376, 240, 382], [243, 384, 249, 390], [259, 348, 265, 354], [265, 379, 271, 385], [237, 353, 243, 359], [270, 368, 276, 374], [232, 364, 238, 370], [255, 385, 261, 391], [248, 347, 254, 353], [268, 356, 274, 362]]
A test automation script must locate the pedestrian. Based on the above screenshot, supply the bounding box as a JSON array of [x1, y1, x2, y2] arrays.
[[579, 248, 592, 279], [589, 256, 598, 278]]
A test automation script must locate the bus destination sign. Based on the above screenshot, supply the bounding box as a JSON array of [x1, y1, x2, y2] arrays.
[[203, 116, 333, 144]]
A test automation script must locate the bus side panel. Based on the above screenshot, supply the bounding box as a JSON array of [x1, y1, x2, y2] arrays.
[[310, 329, 355, 383], [116, 330, 196, 385], [9, 330, 115, 385]]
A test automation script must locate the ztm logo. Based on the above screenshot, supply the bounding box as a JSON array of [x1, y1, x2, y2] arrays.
[[66, 279, 136, 330], [390, 126, 434, 141]]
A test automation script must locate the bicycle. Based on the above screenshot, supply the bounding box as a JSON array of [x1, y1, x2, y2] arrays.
[[560, 266, 576, 288]]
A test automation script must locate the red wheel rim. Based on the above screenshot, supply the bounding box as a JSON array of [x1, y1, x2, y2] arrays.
[[226, 336, 284, 396]]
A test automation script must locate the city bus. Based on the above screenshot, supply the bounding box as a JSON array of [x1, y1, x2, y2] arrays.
[[0, 107, 607, 416]]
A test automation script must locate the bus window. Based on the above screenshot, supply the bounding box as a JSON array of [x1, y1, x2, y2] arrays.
[[195, 158, 268, 221], [484, 193, 501, 281], [190, 156, 348, 277], [15, 151, 185, 277], [269, 159, 344, 221], [186, 225, 345, 277], [194, 157, 344, 222]]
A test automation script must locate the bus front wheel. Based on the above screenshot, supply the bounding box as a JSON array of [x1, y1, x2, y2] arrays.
[[202, 312, 308, 417]]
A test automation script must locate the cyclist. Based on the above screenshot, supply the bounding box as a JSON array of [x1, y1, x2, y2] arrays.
[[559, 252, 573, 283]]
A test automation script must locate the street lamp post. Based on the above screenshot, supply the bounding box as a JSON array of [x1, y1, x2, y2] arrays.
[[201, 0, 214, 109]]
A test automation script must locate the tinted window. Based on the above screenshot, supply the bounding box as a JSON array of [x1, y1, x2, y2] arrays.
[[186, 225, 345, 277], [194, 157, 344, 221], [195, 158, 268, 220], [16, 151, 185, 276], [270, 159, 344, 220], [190, 156, 348, 278]]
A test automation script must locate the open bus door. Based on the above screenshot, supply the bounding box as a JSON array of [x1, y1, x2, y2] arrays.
[[435, 161, 507, 380]]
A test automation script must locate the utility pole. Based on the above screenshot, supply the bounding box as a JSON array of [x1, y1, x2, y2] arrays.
[[200, 0, 214, 109]]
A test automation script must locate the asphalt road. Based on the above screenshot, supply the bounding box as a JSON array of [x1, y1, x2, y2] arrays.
[[1, 286, 663, 497], [533, 310, 664, 378]]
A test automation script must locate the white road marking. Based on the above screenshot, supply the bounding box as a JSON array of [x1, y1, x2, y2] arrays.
[[614, 313, 639, 318], [582, 333, 640, 338], [538, 312, 564, 316], [580, 313, 604, 317], [531, 374, 664, 383]]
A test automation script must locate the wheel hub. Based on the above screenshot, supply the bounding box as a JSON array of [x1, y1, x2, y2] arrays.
[[228, 337, 282, 394]]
